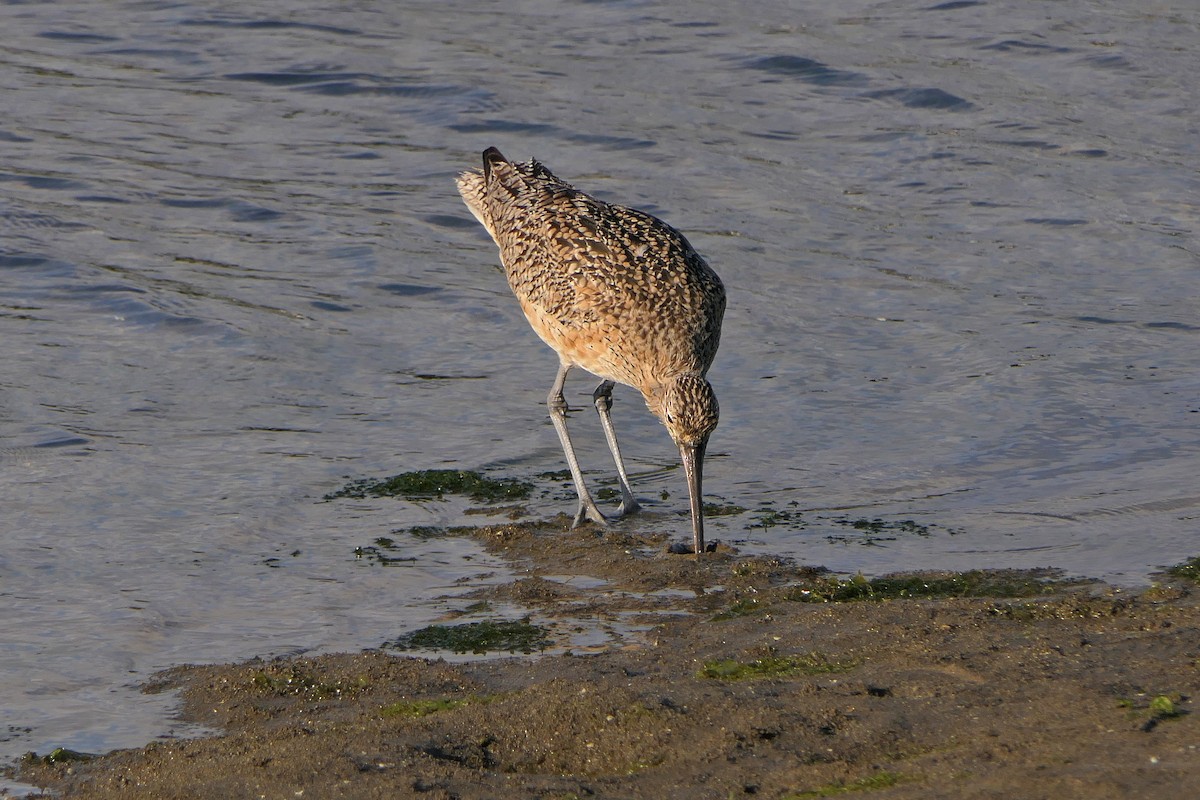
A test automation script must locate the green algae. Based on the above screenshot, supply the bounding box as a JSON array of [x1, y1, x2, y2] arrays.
[[326, 469, 532, 503], [21, 748, 93, 766], [748, 503, 807, 531], [787, 569, 1080, 603], [1150, 695, 1181, 718], [744, 507, 961, 542], [1122, 693, 1189, 732], [386, 619, 552, 655], [699, 652, 858, 681], [354, 536, 418, 566], [703, 502, 748, 516], [1165, 555, 1200, 583], [823, 516, 963, 546]]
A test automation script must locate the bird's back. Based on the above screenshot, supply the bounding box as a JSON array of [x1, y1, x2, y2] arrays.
[[457, 150, 725, 395]]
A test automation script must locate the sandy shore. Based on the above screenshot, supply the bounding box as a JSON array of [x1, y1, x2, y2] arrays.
[[8, 521, 1199, 799]]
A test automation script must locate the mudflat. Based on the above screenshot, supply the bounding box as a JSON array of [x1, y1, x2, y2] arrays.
[[11, 521, 1199, 799]]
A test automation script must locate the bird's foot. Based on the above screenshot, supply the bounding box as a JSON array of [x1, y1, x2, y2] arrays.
[[614, 497, 642, 519], [571, 500, 610, 529]]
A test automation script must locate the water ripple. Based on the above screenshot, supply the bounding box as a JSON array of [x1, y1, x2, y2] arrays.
[[863, 87, 975, 111], [180, 18, 361, 36], [744, 55, 868, 86], [980, 39, 1072, 54], [37, 31, 120, 43], [0, 172, 89, 191]]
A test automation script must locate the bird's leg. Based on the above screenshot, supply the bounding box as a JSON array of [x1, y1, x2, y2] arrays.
[[547, 363, 608, 528], [593, 381, 641, 518]]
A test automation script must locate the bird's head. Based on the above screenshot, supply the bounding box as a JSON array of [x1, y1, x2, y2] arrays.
[[648, 372, 718, 554], [653, 372, 719, 450]]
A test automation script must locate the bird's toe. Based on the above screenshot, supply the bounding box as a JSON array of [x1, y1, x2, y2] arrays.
[[616, 498, 642, 518], [572, 502, 610, 529]]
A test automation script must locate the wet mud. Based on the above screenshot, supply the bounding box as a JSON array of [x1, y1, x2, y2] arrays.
[[9, 521, 1199, 799]]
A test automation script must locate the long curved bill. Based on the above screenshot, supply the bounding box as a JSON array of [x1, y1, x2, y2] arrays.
[[679, 440, 707, 554]]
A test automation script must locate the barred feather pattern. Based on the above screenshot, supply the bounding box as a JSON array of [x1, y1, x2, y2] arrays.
[[456, 149, 724, 444]]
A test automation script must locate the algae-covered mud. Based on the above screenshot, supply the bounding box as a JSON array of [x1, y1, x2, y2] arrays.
[[9, 521, 1199, 799], [325, 469, 534, 504]]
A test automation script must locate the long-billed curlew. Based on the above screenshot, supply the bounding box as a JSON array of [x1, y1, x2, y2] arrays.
[[457, 147, 725, 554]]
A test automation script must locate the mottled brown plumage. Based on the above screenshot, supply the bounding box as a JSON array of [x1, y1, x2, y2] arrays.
[[457, 147, 725, 553]]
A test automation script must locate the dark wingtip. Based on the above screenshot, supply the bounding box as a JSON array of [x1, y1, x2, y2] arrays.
[[481, 147, 506, 180]]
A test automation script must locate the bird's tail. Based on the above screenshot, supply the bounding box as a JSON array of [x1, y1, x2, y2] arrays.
[[456, 147, 568, 239], [455, 160, 493, 238], [481, 146, 508, 182]]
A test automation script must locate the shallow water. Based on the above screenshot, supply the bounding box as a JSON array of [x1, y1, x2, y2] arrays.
[[1, 0, 1198, 773]]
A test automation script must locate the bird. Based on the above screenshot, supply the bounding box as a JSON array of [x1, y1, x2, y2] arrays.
[[456, 147, 725, 554]]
